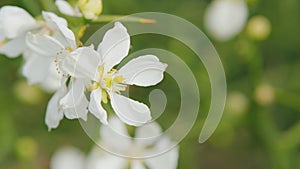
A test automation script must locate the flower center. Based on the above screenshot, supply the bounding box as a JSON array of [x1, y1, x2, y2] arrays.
[[0, 39, 8, 47], [99, 65, 126, 91], [89, 64, 127, 103]]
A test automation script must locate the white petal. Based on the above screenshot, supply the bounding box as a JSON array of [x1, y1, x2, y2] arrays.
[[204, 0, 248, 41], [134, 122, 162, 147], [55, 0, 82, 17], [61, 46, 101, 81], [42, 11, 76, 48], [56, 24, 76, 49], [109, 92, 151, 126], [0, 6, 36, 39], [86, 147, 127, 169], [50, 146, 85, 169], [88, 88, 108, 124], [39, 61, 62, 92], [42, 11, 68, 29], [145, 138, 179, 169], [0, 30, 5, 41], [22, 52, 52, 84], [100, 116, 131, 151], [131, 160, 146, 169], [117, 55, 167, 87], [45, 86, 67, 130], [26, 32, 64, 56], [60, 79, 88, 120], [97, 22, 130, 71], [64, 104, 88, 121], [0, 35, 26, 58]]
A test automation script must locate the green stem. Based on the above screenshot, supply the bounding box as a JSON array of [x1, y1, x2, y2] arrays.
[[275, 88, 300, 112], [246, 39, 290, 169], [280, 122, 300, 151], [251, 108, 290, 169]]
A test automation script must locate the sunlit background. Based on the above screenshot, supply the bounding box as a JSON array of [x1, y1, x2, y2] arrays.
[[0, 0, 300, 169]]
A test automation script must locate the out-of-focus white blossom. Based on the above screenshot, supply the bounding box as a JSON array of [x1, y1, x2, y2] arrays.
[[55, 0, 82, 17], [50, 147, 85, 169], [86, 116, 179, 169], [61, 22, 167, 126], [204, 0, 248, 41], [0, 6, 38, 57], [50, 118, 179, 169]]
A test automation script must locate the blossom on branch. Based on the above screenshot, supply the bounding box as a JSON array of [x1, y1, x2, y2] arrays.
[[62, 22, 167, 126]]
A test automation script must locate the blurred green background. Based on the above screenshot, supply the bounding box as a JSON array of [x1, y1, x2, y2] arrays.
[[0, 0, 300, 169]]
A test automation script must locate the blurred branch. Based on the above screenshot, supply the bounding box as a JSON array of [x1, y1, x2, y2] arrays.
[[246, 40, 264, 87], [90, 15, 156, 24]]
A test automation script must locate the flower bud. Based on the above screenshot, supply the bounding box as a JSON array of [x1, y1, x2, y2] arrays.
[[254, 83, 275, 106], [246, 15, 271, 41], [15, 137, 38, 160], [13, 80, 44, 105], [226, 91, 249, 116], [78, 0, 103, 19]]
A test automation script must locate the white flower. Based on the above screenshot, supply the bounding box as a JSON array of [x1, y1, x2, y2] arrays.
[[0, 6, 38, 57], [19, 11, 89, 130], [22, 11, 74, 91], [86, 117, 179, 169], [204, 0, 248, 41], [50, 146, 85, 169], [55, 0, 82, 17], [62, 22, 167, 126]]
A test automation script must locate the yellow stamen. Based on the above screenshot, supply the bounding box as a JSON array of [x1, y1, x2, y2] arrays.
[[78, 41, 83, 47], [104, 77, 113, 88], [65, 46, 73, 52], [78, 25, 89, 39], [101, 89, 108, 104], [108, 69, 117, 75], [88, 82, 99, 91], [114, 76, 123, 83], [98, 65, 104, 78]]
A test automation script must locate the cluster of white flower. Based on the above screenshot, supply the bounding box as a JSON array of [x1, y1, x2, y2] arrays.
[[0, 1, 179, 168], [0, 4, 167, 130]]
